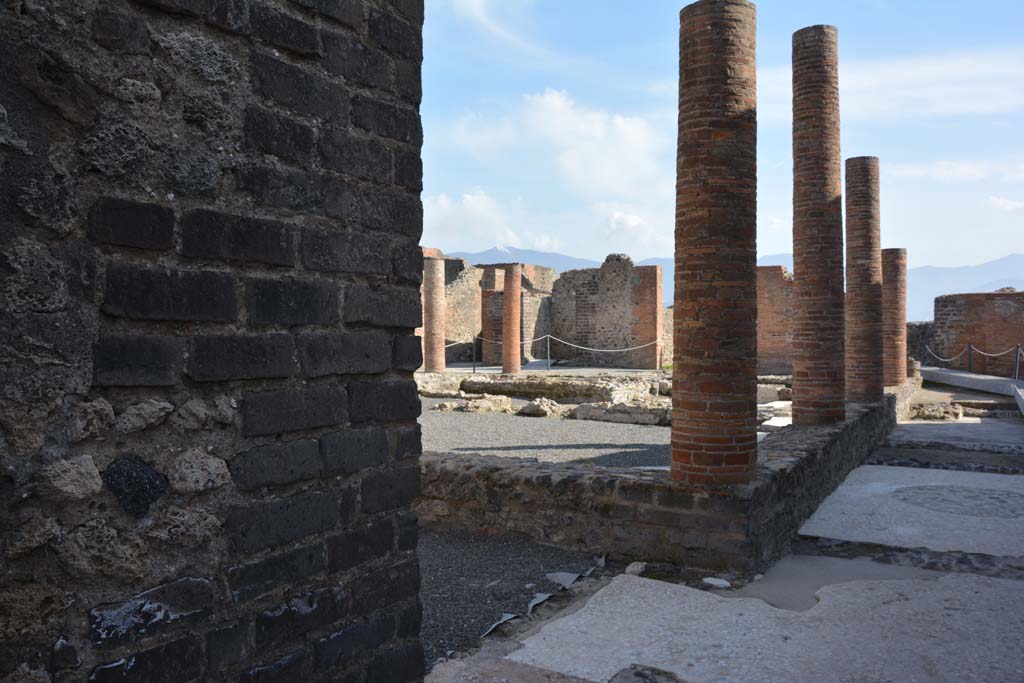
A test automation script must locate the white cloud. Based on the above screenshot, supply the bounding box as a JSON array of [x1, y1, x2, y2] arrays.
[[422, 190, 560, 253], [989, 195, 1024, 212], [451, 112, 519, 157], [451, 0, 562, 63], [599, 206, 673, 254], [759, 47, 1024, 123]]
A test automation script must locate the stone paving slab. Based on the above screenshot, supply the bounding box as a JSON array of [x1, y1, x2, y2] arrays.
[[887, 417, 1024, 454], [921, 366, 1024, 398], [799, 465, 1024, 555], [508, 573, 1024, 683]]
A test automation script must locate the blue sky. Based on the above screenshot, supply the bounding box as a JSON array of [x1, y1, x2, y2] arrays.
[[421, 0, 1024, 268]]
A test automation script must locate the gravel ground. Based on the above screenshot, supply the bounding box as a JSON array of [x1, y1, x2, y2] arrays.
[[418, 528, 600, 667], [420, 397, 670, 467]]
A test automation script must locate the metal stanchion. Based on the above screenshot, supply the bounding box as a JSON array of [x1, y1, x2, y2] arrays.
[[968, 343, 973, 373], [472, 339, 477, 374], [546, 336, 551, 372], [1015, 345, 1021, 381]]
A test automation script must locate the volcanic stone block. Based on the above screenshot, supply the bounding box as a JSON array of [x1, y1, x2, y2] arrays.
[[252, 51, 349, 122], [89, 577, 213, 647], [240, 651, 308, 683], [228, 544, 326, 602], [231, 439, 322, 490], [320, 427, 389, 475], [89, 637, 202, 683], [243, 105, 315, 166], [226, 491, 339, 552], [671, 0, 758, 485], [252, 4, 322, 57], [254, 587, 349, 646], [322, 29, 391, 89], [351, 95, 422, 145], [845, 156, 884, 402], [290, 0, 364, 29], [301, 228, 392, 275], [348, 380, 420, 422], [315, 610, 396, 671], [188, 333, 298, 382], [93, 336, 184, 386], [296, 330, 392, 376], [344, 284, 421, 328], [326, 518, 396, 573], [103, 264, 238, 321], [791, 24, 846, 425], [101, 454, 169, 518], [321, 129, 392, 183], [246, 278, 340, 326], [361, 465, 421, 513], [365, 642, 426, 683], [89, 197, 173, 250], [242, 384, 347, 436], [182, 208, 297, 267]]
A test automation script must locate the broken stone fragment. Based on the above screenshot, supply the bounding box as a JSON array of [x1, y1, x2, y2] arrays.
[[5, 509, 60, 558], [37, 455, 103, 501], [54, 517, 144, 579], [146, 506, 219, 547], [702, 577, 731, 589], [432, 395, 514, 414], [517, 397, 568, 418], [167, 448, 230, 493], [70, 398, 115, 442], [624, 562, 646, 576], [115, 399, 174, 434]]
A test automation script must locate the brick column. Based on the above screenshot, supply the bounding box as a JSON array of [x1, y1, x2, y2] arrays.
[[423, 257, 446, 373], [672, 0, 758, 485], [845, 157, 884, 402], [882, 248, 908, 386], [502, 264, 522, 374], [791, 25, 846, 425]]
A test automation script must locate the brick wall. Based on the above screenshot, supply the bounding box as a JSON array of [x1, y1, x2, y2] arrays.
[[551, 255, 663, 369], [1, 1, 425, 681], [756, 266, 794, 374], [932, 292, 1024, 378], [442, 258, 482, 362]]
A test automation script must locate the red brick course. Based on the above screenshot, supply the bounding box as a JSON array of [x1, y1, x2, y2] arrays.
[[844, 157, 884, 401], [422, 257, 446, 373], [757, 266, 794, 374], [672, 0, 758, 486], [791, 25, 846, 425], [882, 248, 908, 386], [502, 264, 523, 374], [631, 266, 664, 369]]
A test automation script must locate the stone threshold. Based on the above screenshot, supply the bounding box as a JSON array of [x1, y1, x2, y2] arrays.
[[418, 380, 921, 572]]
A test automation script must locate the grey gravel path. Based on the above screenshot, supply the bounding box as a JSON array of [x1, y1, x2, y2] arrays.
[[420, 398, 670, 467], [418, 528, 599, 667]]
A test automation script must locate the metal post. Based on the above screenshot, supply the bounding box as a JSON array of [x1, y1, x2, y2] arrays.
[[1014, 344, 1021, 381], [968, 343, 973, 373], [472, 338, 477, 374], [546, 336, 551, 372]]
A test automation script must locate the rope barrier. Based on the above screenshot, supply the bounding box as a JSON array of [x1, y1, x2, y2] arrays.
[[471, 334, 661, 353], [925, 345, 968, 363], [548, 336, 661, 353], [973, 346, 1019, 358]]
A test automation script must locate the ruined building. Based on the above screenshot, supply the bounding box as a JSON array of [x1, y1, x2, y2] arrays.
[[1, 1, 426, 680]]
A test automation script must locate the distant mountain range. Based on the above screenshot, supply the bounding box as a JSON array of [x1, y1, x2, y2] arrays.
[[447, 247, 1024, 322]]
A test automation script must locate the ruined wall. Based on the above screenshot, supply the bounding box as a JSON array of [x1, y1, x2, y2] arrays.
[[932, 292, 1024, 378], [551, 255, 662, 369], [1, 1, 425, 681], [442, 258, 480, 362], [757, 266, 794, 374], [477, 264, 555, 366]]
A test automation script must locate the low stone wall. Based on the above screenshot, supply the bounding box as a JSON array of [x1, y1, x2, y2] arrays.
[[459, 375, 654, 404], [418, 381, 920, 572]]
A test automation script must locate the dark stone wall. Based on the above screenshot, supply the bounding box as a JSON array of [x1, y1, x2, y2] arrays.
[[0, 1, 425, 681]]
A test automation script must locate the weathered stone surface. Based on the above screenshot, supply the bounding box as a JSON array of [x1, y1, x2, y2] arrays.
[[4, 510, 59, 558], [37, 455, 103, 501], [432, 395, 514, 415], [518, 398, 569, 418], [572, 401, 671, 427], [115, 399, 175, 434], [70, 398, 115, 442], [461, 375, 653, 405], [168, 448, 231, 493], [55, 518, 144, 579], [911, 403, 965, 421], [415, 372, 464, 398], [89, 577, 213, 647], [146, 506, 220, 547]]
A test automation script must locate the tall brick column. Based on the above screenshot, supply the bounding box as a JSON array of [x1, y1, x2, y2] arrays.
[[423, 258, 447, 373], [791, 25, 846, 425], [502, 264, 523, 374], [845, 157, 884, 402], [672, 0, 758, 485], [882, 248, 909, 386]]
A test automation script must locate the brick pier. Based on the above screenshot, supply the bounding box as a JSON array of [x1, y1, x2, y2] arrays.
[[502, 264, 523, 374], [883, 248, 909, 386], [423, 257, 447, 373], [672, 0, 758, 485], [792, 25, 846, 425], [845, 157, 884, 401]]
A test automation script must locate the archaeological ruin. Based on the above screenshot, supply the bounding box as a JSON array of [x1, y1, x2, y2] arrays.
[[1, 1, 425, 681]]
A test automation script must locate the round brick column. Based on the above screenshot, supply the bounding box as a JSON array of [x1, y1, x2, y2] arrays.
[[671, 0, 758, 486], [422, 257, 446, 373], [844, 156, 884, 402], [882, 248, 908, 386], [791, 25, 846, 425], [502, 264, 522, 374]]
